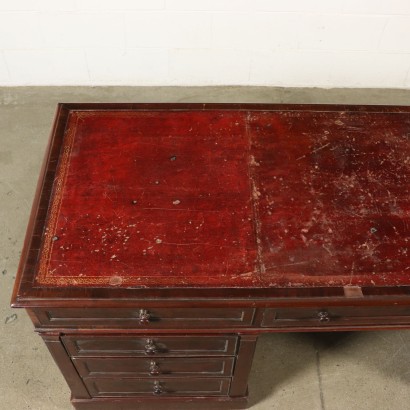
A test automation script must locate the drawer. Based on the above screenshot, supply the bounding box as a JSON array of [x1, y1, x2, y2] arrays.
[[73, 357, 235, 378], [34, 307, 255, 328], [84, 377, 231, 397], [62, 335, 238, 357], [262, 305, 410, 328]]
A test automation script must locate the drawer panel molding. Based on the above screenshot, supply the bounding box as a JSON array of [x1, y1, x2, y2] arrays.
[[73, 357, 235, 378], [63, 335, 238, 357], [262, 306, 410, 327], [34, 308, 255, 328], [84, 377, 231, 397]]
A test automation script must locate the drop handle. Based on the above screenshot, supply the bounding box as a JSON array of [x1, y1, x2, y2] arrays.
[[317, 311, 330, 323], [153, 381, 163, 395], [138, 309, 151, 325], [144, 339, 158, 355], [149, 360, 161, 375]]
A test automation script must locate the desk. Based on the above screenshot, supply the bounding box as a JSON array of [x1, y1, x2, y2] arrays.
[[11, 103, 410, 409]]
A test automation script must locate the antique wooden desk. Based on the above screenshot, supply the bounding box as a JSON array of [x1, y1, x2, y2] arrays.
[[11, 104, 410, 410]]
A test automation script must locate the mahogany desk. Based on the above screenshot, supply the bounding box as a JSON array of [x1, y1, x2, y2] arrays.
[[11, 104, 410, 409]]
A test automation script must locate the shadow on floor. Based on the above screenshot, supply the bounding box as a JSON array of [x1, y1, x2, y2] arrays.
[[247, 330, 410, 407]]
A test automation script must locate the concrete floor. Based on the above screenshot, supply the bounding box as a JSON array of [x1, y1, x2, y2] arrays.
[[1, 86, 410, 410]]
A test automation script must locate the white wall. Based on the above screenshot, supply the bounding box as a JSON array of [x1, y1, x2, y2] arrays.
[[1, 0, 410, 87]]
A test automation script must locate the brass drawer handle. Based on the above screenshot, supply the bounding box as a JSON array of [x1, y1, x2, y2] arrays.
[[144, 339, 158, 355], [153, 381, 163, 395], [149, 360, 161, 375], [138, 309, 151, 325], [317, 311, 330, 323]]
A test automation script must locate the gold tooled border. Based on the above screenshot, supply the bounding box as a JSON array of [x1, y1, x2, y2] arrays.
[[36, 111, 80, 285], [36, 112, 140, 286]]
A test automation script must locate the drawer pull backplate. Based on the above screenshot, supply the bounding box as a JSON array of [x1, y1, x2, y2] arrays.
[[138, 309, 151, 325], [318, 311, 330, 323], [145, 339, 158, 355], [149, 360, 161, 375], [153, 381, 163, 395]]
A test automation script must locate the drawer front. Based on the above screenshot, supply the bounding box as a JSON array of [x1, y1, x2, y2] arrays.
[[35, 307, 255, 328], [262, 306, 410, 328], [62, 335, 238, 357], [73, 357, 235, 378], [84, 377, 231, 397]]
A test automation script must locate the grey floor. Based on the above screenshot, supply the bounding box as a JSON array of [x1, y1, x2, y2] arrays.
[[1, 86, 410, 410]]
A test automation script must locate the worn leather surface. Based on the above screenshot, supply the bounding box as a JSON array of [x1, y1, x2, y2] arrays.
[[36, 109, 410, 288]]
